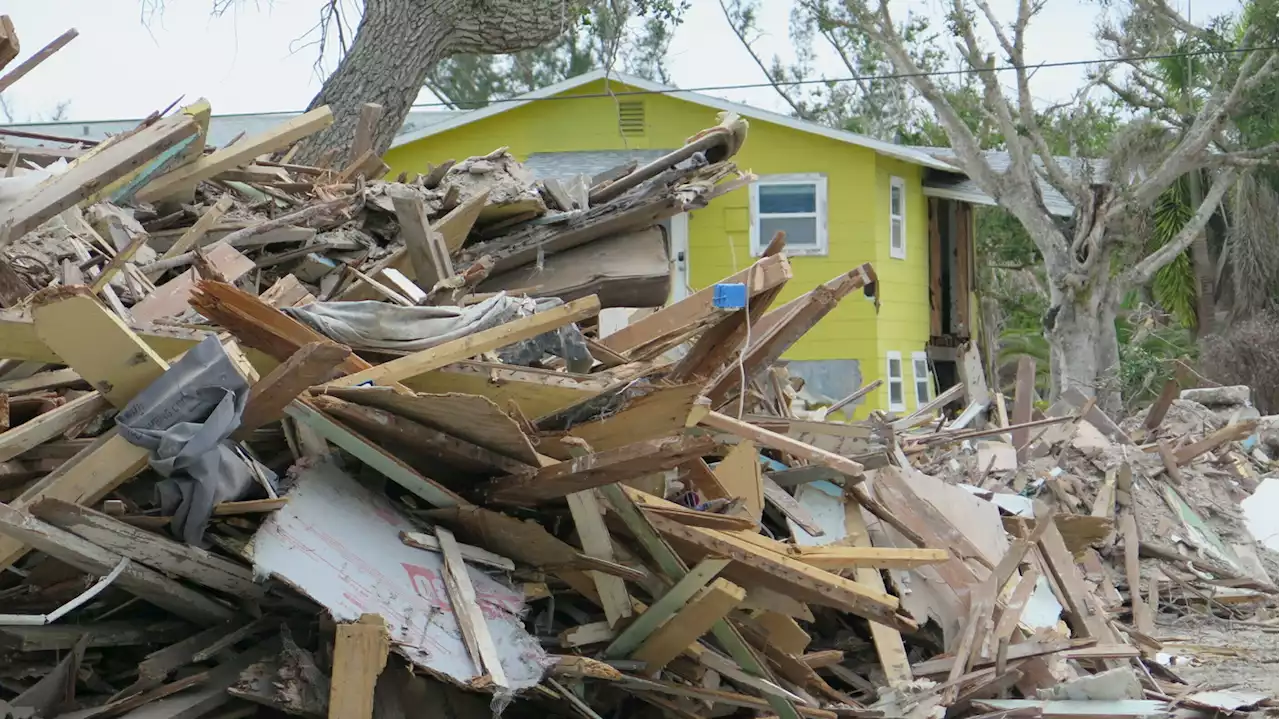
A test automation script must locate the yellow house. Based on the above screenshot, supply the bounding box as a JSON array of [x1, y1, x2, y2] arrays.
[[385, 70, 978, 418]]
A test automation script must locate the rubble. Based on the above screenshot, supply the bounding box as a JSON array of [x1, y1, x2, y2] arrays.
[[0, 15, 1275, 719]]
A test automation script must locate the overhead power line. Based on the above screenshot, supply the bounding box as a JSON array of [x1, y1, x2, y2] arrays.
[[410, 44, 1278, 110]]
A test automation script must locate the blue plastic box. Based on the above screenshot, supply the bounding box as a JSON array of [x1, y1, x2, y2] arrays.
[[712, 282, 748, 309]]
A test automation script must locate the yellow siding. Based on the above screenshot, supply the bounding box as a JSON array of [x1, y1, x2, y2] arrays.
[[384, 79, 935, 416]]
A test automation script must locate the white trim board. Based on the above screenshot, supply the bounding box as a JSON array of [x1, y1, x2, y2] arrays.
[[390, 69, 957, 172]]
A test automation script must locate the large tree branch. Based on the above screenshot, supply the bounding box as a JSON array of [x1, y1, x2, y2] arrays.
[[1126, 167, 1238, 285]]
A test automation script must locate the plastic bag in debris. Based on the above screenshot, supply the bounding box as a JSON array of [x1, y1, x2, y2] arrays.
[[0, 159, 68, 217], [283, 292, 592, 372], [114, 335, 276, 546]]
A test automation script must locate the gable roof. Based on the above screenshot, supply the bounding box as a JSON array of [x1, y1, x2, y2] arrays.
[[918, 147, 1108, 218], [389, 69, 957, 171]]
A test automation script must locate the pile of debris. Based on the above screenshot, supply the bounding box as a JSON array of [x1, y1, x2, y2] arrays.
[[0, 17, 1276, 719]]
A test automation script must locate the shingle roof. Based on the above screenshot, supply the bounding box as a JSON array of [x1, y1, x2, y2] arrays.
[[918, 148, 1109, 218], [522, 149, 674, 181]]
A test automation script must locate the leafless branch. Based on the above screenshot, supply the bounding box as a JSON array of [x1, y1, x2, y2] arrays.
[[717, 0, 809, 118], [1127, 166, 1239, 285]]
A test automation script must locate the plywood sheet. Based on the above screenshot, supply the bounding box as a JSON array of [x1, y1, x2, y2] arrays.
[[250, 460, 546, 689]]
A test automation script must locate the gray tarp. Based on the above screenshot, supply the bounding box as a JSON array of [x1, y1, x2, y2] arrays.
[[283, 293, 591, 370], [115, 335, 275, 546]]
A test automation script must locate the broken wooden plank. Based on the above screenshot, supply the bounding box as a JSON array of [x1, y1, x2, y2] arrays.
[[233, 340, 350, 440], [0, 113, 198, 248], [715, 440, 764, 524], [566, 488, 633, 629], [132, 242, 254, 323], [0, 391, 109, 463], [328, 614, 390, 719], [603, 558, 730, 659], [391, 189, 452, 290], [436, 526, 509, 689], [135, 107, 334, 203], [0, 27, 77, 94], [1172, 420, 1257, 465], [485, 435, 715, 504], [0, 16, 18, 72], [0, 502, 234, 624], [842, 496, 913, 686], [322, 295, 601, 389], [1011, 357, 1036, 462], [30, 497, 262, 597], [700, 410, 864, 480], [399, 530, 515, 571], [788, 545, 950, 570], [632, 578, 745, 672]]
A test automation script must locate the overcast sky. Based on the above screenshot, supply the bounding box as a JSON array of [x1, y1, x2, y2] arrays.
[[2, 0, 1226, 123]]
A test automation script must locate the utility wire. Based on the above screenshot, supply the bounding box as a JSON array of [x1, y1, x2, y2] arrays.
[[410, 44, 1278, 110]]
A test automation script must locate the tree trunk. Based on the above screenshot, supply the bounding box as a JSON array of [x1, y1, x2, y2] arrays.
[[1045, 277, 1122, 413], [292, 0, 577, 166], [1186, 169, 1217, 338]]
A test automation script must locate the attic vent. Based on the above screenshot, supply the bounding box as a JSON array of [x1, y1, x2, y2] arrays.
[[617, 101, 646, 136]]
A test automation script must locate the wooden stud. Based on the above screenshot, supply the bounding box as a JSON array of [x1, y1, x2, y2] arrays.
[[603, 558, 730, 659], [788, 546, 950, 570], [1011, 356, 1036, 462], [328, 614, 390, 719], [632, 578, 745, 672], [714, 440, 763, 523], [349, 103, 384, 164], [842, 499, 913, 686], [322, 295, 601, 389], [700, 411, 864, 481], [436, 527, 509, 689], [0, 391, 109, 463], [160, 195, 234, 262], [136, 107, 334, 203], [391, 190, 452, 291], [566, 489, 633, 628], [233, 341, 350, 439]]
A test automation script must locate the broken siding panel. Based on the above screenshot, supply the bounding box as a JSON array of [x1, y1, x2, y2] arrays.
[[250, 460, 547, 689]]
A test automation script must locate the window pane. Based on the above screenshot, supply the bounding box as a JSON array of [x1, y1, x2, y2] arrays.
[[759, 183, 817, 214], [891, 218, 904, 249], [761, 216, 818, 247], [890, 382, 903, 405], [914, 359, 928, 376], [916, 381, 930, 404], [890, 184, 903, 216], [888, 358, 901, 377]]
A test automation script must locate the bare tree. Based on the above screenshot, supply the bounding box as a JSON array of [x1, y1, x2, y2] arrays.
[[776, 0, 1277, 407]]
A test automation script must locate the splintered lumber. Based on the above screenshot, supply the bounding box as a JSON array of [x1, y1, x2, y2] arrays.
[[0, 391, 109, 463], [603, 558, 730, 658], [328, 614, 390, 719], [565, 488, 633, 628], [705, 263, 876, 404], [399, 531, 515, 571], [910, 639, 1090, 675], [0, 27, 76, 93], [391, 190, 451, 289], [0, 113, 199, 248], [436, 526, 509, 689], [842, 502, 912, 685], [600, 253, 793, 356], [595, 484, 804, 719], [0, 288, 164, 571], [132, 243, 254, 323], [1011, 356, 1036, 460], [30, 498, 262, 597], [1037, 520, 1115, 640], [0, 502, 234, 624], [632, 578, 745, 671], [1172, 420, 1258, 465], [788, 546, 950, 570], [283, 400, 466, 508], [233, 340, 350, 439], [161, 195, 234, 260], [322, 295, 601, 388], [135, 107, 334, 203], [643, 512, 913, 630], [700, 411, 865, 480], [486, 435, 715, 503], [618, 675, 837, 719]]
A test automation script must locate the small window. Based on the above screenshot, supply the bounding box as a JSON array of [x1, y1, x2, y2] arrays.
[[911, 351, 931, 408], [886, 351, 905, 412], [889, 176, 906, 259], [750, 175, 828, 256]]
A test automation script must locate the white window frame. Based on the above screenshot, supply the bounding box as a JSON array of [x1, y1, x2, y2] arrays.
[[886, 351, 906, 413], [911, 351, 931, 408], [889, 175, 906, 260], [750, 174, 828, 257]]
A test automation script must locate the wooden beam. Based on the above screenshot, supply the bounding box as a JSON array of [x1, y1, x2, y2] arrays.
[[842, 501, 912, 686], [133, 243, 254, 324], [601, 254, 792, 355], [327, 614, 389, 719], [0, 391, 109, 463], [487, 435, 713, 504], [135, 107, 333, 203], [0, 502, 234, 624], [714, 440, 763, 523], [436, 527, 509, 689], [0, 114, 198, 248], [0, 28, 76, 93], [30, 498, 262, 597], [349, 103, 384, 164], [233, 341, 350, 440], [700, 410, 864, 481], [566, 488, 634, 629], [603, 557, 730, 658], [1011, 356, 1035, 462], [632, 578, 745, 671], [391, 190, 451, 290], [644, 512, 911, 630], [159, 195, 233, 262], [322, 295, 601, 389], [1172, 420, 1257, 466], [788, 546, 950, 570], [399, 531, 515, 572]]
